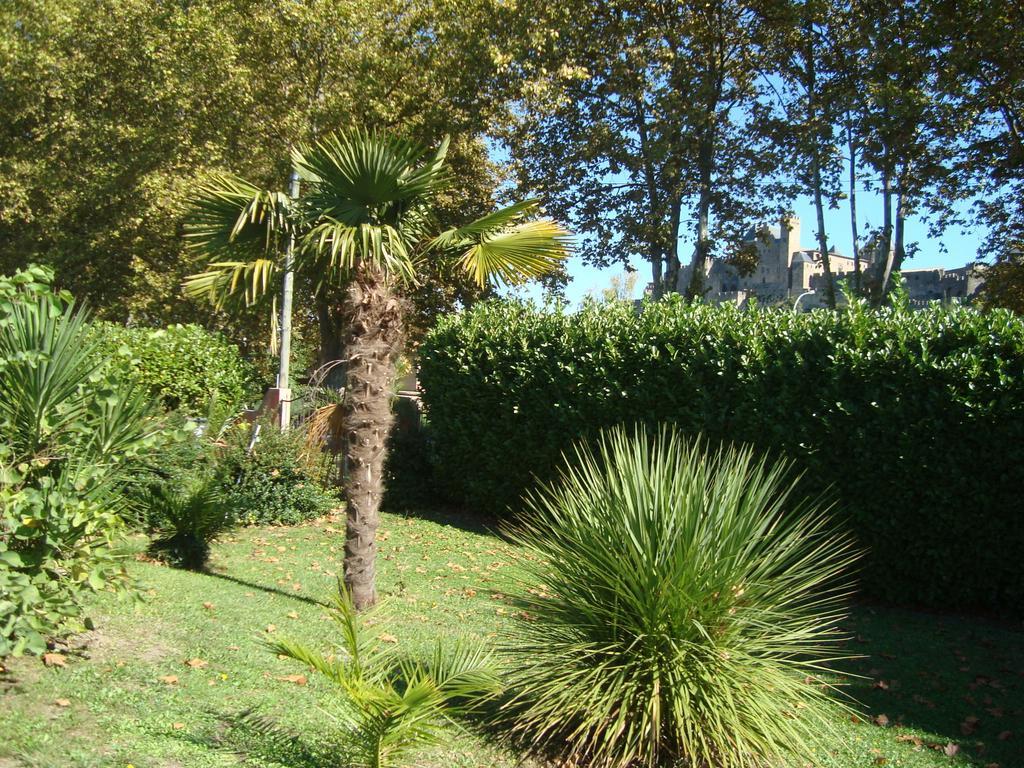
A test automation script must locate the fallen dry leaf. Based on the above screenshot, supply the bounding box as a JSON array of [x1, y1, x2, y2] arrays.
[[961, 716, 980, 735], [874, 714, 891, 727], [265, 624, 277, 633], [287, 611, 299, 619], [378, 633, 398, 644], [943, 743, 960, 757], [278, 674, 308, 686], [158, 675, 179, 685], [172, 722, 185, 730], [42, 652, 67, 668], [54, 698, 71, 707], [184, 658, 208, 669], [202, 602, 214, 610]]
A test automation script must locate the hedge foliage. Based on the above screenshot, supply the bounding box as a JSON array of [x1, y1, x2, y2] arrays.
[[419, 298, 1024, 615], [92, 322, 261, 413]]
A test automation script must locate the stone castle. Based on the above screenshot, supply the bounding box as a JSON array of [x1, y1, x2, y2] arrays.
[[677, 217, 984, 308]]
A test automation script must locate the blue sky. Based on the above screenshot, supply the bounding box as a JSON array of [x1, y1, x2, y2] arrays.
[[505, 193, 986, 306]]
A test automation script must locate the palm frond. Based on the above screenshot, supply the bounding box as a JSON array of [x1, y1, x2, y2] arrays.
[[182, 259, 279, 308], [0, 296, 102, 458], [293, 130, 450, 283], [184, 172, 292, 259], [293, 130, 450, 211], [455, 220, 572, 287], [428, 201, 572, 287], [268, 637, 349, 685], [267, 581, 499, 768]]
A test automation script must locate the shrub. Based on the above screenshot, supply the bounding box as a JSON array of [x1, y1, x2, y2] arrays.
[[92, 322, 261, 413], [500, 425, 857, 768], [0, 267, 158, 655], [216, 423, 340, 526], [269, 585, 500, 768], [419, 298, 1024, 614], [147, 479, 235, 571], [382, 399, 437, 511]]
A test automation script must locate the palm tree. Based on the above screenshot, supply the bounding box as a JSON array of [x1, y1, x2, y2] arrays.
[[183, 130, 571, 608]]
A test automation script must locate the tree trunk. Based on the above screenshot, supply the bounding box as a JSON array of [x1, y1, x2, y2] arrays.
[[317, 297, 344, 366], [873, 147, 895, 305], [893, 184, 907, 281], [685, 135, 714, 299], [650, 254, 664, 300], [341, 267, 405, 610], [846, 118, 861, 294], [803, 19, 835, 310], [812, 151, 836, 309]]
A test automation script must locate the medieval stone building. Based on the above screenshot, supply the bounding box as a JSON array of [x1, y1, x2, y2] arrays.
[[677, 216, 983, 308]]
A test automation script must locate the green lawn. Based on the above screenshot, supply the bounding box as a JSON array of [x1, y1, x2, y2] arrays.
[[1, 510, 1021, 768]]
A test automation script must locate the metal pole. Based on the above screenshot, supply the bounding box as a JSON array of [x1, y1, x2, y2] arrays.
[[277, 170, 300, 430], [793, 289, 815, 312]]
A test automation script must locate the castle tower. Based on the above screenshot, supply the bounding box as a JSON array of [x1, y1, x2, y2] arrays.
[[782, 216, 800, 269]]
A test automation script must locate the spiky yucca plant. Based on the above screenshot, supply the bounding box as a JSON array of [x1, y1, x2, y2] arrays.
[[270, 585, 500, 768], [500, 425, 860, 768]]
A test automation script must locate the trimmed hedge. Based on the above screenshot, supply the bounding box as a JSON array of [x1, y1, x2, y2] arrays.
[[419, 298, 1024, 615], [92, 323, 261, 413]]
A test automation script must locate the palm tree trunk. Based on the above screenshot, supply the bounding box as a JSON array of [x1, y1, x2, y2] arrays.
[[341, 266, 404, 610]]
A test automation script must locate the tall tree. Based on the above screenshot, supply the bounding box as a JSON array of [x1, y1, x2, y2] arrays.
[[500, 0, 783, 300], [0, 0, 511, 359], [766, 0, 848, 308], [850, 0, 955, 304], [929, 0, 1024, 301], [184, 131, 570, 608]]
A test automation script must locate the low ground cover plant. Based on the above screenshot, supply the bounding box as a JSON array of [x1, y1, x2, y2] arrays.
[[146, 478, 235, 571], [420, 297, 1024, 614], [500, 425, 859, 768]]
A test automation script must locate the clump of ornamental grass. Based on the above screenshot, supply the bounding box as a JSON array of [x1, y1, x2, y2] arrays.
[[499, 424, 860, 768]]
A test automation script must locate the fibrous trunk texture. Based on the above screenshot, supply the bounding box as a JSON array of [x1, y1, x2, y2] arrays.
[[341, 268, 404, 610]]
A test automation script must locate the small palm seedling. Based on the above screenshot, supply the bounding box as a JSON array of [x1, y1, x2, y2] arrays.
[[147, 480, 235, 570], [500, 424, 860, 768], [270, 585, 500, 768]]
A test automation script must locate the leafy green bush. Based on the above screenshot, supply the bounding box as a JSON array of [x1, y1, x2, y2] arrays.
[[147, 479, 235, 571], [216, 423, 340, 526], [419, 298, 1024, 614], [92, 322, 261, 413], [382, 399, 437, 511], [500, 425, 857, 768], [269, 585, 500, 768], [0, 267, 158, 656]]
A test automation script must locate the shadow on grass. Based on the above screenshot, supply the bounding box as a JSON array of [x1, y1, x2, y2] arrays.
[[203, 570, 332, 609], [183, 706, 356, 768], [835, 604, 1024, 766], [381, 500, 516, 541]]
